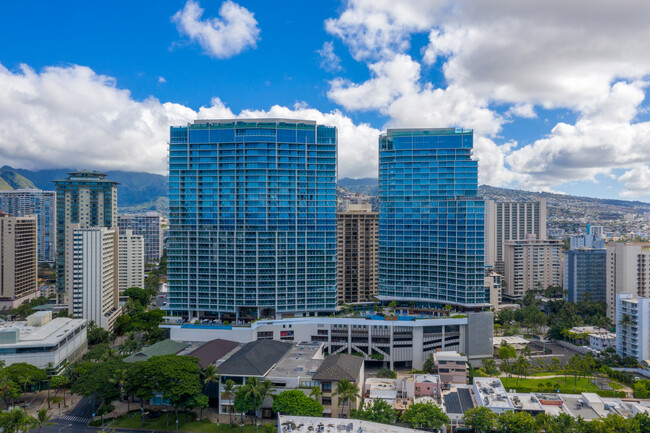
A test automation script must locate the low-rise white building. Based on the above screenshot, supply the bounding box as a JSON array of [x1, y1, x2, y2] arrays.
[[162, 312, 494, 368], [0, 311, 87, 370], [473, 377, 514, 413], [279, 415, 422, 433], [589, 332, 616, 352]]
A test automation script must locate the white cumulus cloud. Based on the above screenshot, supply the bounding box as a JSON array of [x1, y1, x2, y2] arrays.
[[0, 63, 379, 179], [172, 0, 260, 59], [619, 165, 650, 198], [317, 42, 343, 72], [325, 0, 445, 61], [506, 81, 650, 191], [324, 0, 650, 192]]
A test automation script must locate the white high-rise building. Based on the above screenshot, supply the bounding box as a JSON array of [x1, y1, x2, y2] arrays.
[[118, 229, 144, 296], [606, 242, 650, 321], [0, 189, 56, 263], [616, 294, 650, 362], [67, 225, 121, 330], [117, 213, 163, 262], [485, 199, 547, 273]]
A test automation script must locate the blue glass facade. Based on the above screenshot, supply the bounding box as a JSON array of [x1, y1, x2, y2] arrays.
[[564, 249, 606, 303], [378, 128, 486, 307], [168, 119, 337, 317]]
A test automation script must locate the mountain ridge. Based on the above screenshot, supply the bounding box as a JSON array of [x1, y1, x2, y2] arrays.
[[3, 167, 649, 216], [1, 166, 167, 209]]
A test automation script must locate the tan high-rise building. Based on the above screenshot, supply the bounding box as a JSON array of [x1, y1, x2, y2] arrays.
[[606, 242, 650, 321], [337, 203, 378, 304], [118, 229, 144, 296], [67, 225, 121, 330], [503, 234, 562, 300], [0, 213, 38, 308], [485, 199, 547, 273]]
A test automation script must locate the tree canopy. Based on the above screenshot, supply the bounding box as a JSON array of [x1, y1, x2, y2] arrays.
[[400, 401, 449, 430], [351, 398, 397, 424], [272, 390, 323, 417]]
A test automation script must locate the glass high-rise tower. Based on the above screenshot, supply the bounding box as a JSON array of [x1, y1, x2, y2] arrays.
[[168, 119, 337, 319], [378, 128, 486, 308]]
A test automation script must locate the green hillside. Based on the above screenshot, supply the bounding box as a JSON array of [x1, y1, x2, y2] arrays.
[[0, 166, 36, 190], [0, 177, 12, 191]]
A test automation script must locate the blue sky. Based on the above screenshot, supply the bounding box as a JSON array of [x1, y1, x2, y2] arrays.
[[1, 0, 650, 201]]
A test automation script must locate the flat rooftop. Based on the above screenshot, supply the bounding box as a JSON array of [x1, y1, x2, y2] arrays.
[[267, 342, 324, 379], [279, 415, 422, 433], [0, 318, 85, 347], [493, 336, 529, 346], [508, 393, 544, 412], [414, 374, 440, 384], [366, 378, 397, 401], [561, 395, 600, 420], [434, 351, 467, 362], [474, 378, 513, 410]]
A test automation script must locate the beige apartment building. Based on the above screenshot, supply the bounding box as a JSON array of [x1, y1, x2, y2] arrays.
[[606, 242, 650, 321], [503, 235, 562, 300], [337, 203, 378, 304], [0, 213, 39, 308], [118, 229, 144, 296]]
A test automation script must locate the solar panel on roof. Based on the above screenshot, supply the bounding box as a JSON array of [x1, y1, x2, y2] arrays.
[[444, 392, 463, 414], [458, 388, 475, 411]]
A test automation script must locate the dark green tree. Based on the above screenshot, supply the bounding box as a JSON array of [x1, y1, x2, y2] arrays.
[[497, 410, 537, 433], [144, 355, 203, 419], [272, 390, 324, 417], [71, 360, 123, 407], [463, 406, 497, 433], [400, 402, 449, 430], [4, 364, 46, 392], [351, 398, 397, 424], [123, 287, 151, 308], [376, 368, 397, 379]]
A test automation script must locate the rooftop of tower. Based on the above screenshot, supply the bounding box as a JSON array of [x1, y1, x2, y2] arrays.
[[382, 127, 473, 137], [52, 169, 118, 184], [193, 118, 317, 125]]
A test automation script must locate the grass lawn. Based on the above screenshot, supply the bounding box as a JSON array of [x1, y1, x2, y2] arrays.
[[501, 375, 601, 393], [609, 381, 625, 390], [106, 412, 266, 433], [529, 371, 564, 376]]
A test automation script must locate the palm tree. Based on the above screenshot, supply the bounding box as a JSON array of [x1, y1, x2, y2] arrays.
[[513, 356, 530, 385], [108, 368, 129, 411], [201, 365, 220, 421], [17, 373, 33, 394], [243, 377, 263, 425], [222, 379, 236, 427], [45, 363, 54, 410], [309, 386, 322, 402], [333, 379, 360, 418], [255, 380, 274, 431], [101, 348, 119, 362], [34, 409, 53, 433], [6, 408, 36, 433], [535, 412, 556, 433]]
